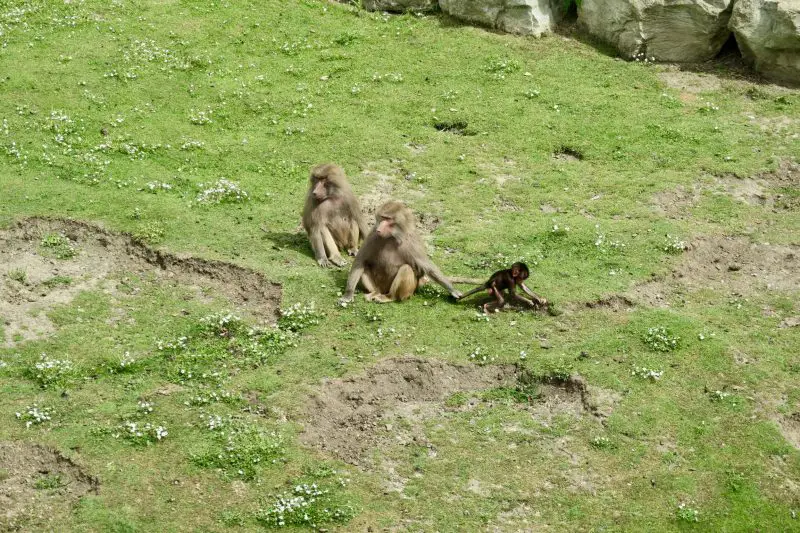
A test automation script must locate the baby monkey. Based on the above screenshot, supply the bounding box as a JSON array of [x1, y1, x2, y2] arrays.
[[458, 262, 547, 313]]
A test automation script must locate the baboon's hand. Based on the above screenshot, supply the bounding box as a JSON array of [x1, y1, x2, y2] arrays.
[[317, 257, 333, 268]]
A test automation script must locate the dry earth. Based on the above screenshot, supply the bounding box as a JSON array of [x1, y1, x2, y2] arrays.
[[0, 442, 98, 531], [0, 217, 281, 346]]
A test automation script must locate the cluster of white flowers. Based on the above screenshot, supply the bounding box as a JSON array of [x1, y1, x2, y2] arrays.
[[203, 414, 230, 431], [119, 351, 136, 369], [0, 360, 7, 369], [468, 346, 496, 366], [278, 302, 323, 332], [200, 311, 242, 334], [663, 234, 688, 254], [157, 336, 188, 351], [594, 225, 625, 250], [591, 436, 612, 449], [632, 51, 657, 63], [137, 400, 154, 414], [180, 139, 205, 150], [371, 72, 403, 83], [709, 390, 731, 401], [632, 366, 664, 381], [32, 353, 73, 387], [260, 484, 326, 527], [189, 108, 213, 125], [144, 181, 172, 192], [676, 502, 700, 522], [644, 327, 680, 352], [16, 404, 54, 428], [196, 178, 249, 204], [116, 421, 168, 443], [184, 389, 237, 406]]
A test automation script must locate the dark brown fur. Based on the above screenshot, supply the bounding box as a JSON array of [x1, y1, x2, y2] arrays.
[[458, 262, 547, 312], [340, 201, 462, 303], [302, 163, 369, 268]]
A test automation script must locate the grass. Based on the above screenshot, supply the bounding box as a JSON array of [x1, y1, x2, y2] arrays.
[[0, 0, 798, 531]]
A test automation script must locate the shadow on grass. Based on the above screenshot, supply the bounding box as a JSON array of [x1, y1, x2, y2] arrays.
[[261, 230, 313, 258]]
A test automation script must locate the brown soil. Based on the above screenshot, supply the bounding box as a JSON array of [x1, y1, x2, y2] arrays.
[[0, 441, 99, 531], [628, 236, 799, 308], [658, 70, 723, 94], [0, 217, 281, 346], [299, 357, 616, 467], [583, 295, 636, 312], [650, 183, 702, 219], [357, 166, 444, 239], [758, 394, 800, 452], [651, 159, 799, 217]]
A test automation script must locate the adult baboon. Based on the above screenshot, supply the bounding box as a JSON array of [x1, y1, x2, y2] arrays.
[[340, 201, 462, 303], [302, 163, 369, 268]]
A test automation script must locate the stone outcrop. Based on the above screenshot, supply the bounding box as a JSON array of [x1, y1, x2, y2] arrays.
[[439, 0, 565, 36], [579, 0, 733, 62], [362, 0, 439, 11], [730, 0, 800, 84]]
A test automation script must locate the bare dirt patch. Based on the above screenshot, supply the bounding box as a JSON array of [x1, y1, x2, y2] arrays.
[[651, 160, 799, 216], [658, 69, 722, 94], [758, 394, 800, 452], [583, 295, 635, 312], [358, 166, 441, 237], [651, 184, 702, 219], [627, 236, 799, 307], [299, 358, 616, 467], [0, 217, 281, 346], [0, 441, 99, 531]]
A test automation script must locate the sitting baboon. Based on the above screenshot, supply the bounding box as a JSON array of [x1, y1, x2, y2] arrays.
[[302, 163, 369, 268], [340, 201, 462, 303]]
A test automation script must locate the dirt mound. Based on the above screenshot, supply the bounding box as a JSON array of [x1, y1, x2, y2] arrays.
[[358, 165, 439, 237], [780, 413, 800, 451], [0, 442, 98, 531], [583, 295, 635, 312], [651, 159, 799, 217], [300, 358, 615, 467], [628, 236, 799, 308], [300, 357, 517, 466], [0, 217, 281, 346], [758, 394, 800, 452]]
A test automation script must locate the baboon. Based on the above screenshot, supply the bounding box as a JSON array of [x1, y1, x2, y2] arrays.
[[302, 163, 369, 268], [458, 262, 547, 313], [340, 201, 463, 303]]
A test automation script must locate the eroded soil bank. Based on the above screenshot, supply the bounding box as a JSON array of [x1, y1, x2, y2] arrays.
[[0, 217, 281, 346]]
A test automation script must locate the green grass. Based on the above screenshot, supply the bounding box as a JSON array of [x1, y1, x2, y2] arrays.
[[0, 0, 798, 531]]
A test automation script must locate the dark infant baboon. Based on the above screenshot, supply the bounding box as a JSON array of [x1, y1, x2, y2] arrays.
[[458, 262, 547, 313]]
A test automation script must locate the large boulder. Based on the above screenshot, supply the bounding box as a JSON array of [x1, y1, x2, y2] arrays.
[[439, 0, 565, 36], [730, 0, 800, 84], [579, 0, 733, 62], [362, 0, 439, 11]]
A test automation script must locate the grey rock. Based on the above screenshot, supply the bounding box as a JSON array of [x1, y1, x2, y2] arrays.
[[579, 0, 733, 62], [730, 0, 800, 84], [440, 0, 565, 36]]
